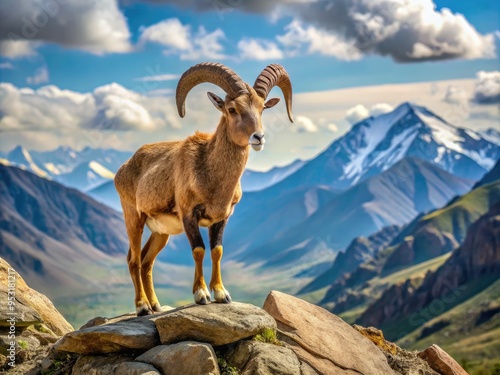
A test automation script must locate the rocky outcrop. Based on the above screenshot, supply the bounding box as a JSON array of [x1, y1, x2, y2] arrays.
[[418, 344, 468, 375], [0, 258, 73, 373], [359, 203, 500, 332], [301, 225, 400, 294], [383, 227, 458, 272], [1, 270, 466, 375], [263, 290, 396, 375]]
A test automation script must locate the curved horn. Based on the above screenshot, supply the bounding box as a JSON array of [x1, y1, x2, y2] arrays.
[[176, 62, 248, 118], [253, 64, 293, 122]]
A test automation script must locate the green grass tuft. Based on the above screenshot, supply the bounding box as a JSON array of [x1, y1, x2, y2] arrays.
[[254, 328, 282, 346]]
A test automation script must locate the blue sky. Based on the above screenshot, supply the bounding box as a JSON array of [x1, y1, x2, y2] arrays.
[[0, 0, 499, 169], [1, 0, 499, 92]]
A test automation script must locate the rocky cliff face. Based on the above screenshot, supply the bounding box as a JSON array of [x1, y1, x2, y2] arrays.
[[359, 202, 500, 331], [0, 258, 73, 373]]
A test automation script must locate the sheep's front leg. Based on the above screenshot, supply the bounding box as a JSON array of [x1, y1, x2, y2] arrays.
[[209, 220, 231, 303], [183, 214, 211, 305]]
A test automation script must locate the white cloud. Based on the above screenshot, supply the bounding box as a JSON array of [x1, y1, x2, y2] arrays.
[[238, 38, 284, 60], [0, 40, 39, 58], [345, 104, 370, 124], [0, 0, 131, 58], [277, 20, 362, 61], [326, 123, 339, 132], [345, 103, 395, 124], [26, 66, 49, 85], [294, 115, 319, 133], [139, 18, 226, 60], [473, 71, 500, 104], [134, 74, 179, 82], [369, 103, 394, 116], [138, 18, 190, 50], [0, 82, 185, 133]]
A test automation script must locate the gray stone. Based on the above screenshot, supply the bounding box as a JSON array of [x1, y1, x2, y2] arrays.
[[54, 315, 160, 354], [115, 361, 161, 374], [71, 354, 133, 375], [136, 341, 219, 375], [227, 340, 301, 375], [154, 302, 276, 346]]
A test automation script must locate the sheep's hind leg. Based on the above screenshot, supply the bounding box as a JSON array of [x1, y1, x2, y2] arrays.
[[141, 232, 169, 313], [209, 220, 231, 303], [183, 215, 211, 305]]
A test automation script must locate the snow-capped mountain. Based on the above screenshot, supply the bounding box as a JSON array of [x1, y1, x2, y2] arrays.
[[4, 146, 51, 177], [58, 161, 116, 191], [271, 102, 500, 192], [479, 128, 500, 146], [0, 146, 132, 192]]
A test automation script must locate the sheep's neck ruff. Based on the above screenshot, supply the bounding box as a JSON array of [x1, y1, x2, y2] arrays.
[[206, 117, 249, 188]]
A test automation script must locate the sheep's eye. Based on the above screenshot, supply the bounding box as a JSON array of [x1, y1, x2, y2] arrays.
[[228, 108, 236, 114]]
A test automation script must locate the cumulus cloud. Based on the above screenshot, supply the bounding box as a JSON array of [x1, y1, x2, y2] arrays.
[[277, 20, 362, 61], [345, 104, 370, 124], [369, 103, 394, 116], [294, 115, 319, 133], [0, 0, 131, 57], [238, 38, 284, 60], [139, 18, 226, 60], [473, 71, 500, 104], [0, 82, 185, 133], [144, 0, 496, 62], [345, 103, 394, 124], [26, 66, 49, 85]]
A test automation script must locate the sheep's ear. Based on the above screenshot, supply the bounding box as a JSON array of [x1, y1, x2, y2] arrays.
[[207, 92, 224, 111], [264, 98, 280, 109]]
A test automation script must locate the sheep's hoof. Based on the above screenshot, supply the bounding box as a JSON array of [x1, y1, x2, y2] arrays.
[[151, 303, 163, 313], [194, 287, 211, 305], [136, 305, 153, 316], [214, 288, 232, 304]]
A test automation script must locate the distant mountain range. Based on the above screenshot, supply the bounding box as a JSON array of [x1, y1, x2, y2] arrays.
[[316, 162, 500, 306], [0, 164, 129, 297], [263, 103, 499, 194], [229, 157, 473, 270]]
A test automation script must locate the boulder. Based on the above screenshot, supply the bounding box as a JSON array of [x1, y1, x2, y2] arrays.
[[154, 302, 276, 346], [114, 362, 161, 374], [72, 354, 133, 375], [227, 340, 301, 375], [263, 290, 395, 375], [418, 344, 468, 375], [0, 259, 73, 335], [54, 315, 160, 354], [136, 341, 219, 375]]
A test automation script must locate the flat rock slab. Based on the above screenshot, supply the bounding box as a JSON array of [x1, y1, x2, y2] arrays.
[[227, 340, 301, 375], [154, 302, 277, 346], [136, 341, 219, 375], [54, 315, 160, 354], [418, 344, 468, 375], [263, 290, 396, 375]]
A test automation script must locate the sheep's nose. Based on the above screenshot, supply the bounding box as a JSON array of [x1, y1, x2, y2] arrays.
[[249, 132, 265, 151], [252, 132, 264, 142]]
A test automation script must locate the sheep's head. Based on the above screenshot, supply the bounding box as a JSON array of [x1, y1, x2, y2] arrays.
[[176, 63, 293, 151]]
